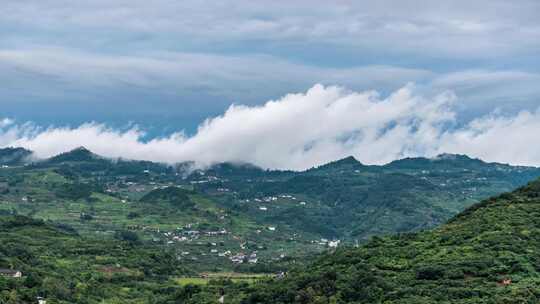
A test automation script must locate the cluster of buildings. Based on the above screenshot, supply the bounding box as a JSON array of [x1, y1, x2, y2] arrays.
[[312, 238, 341, 248], [176, 245, 261, 265], [243, 194, 309, 208], [190, 174, 222, 184], [230, 252, 258, 264], [159, 226, 229, 245], [244, 194, 289, 204]]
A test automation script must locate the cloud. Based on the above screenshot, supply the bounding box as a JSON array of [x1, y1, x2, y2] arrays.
[[438, 111, 540, 166], [2, 84, 540, 170], [0, 119, 13, 128], [0, 47, 432, 105], [429, 70, 540, 116], [1, 1, 539, 129], [0, 1, 538, 168], [2, 47, 540, 119], [2, 0, 539, 58]]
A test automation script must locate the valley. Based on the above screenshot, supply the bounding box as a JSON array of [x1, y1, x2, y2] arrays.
[[2, 147, 540, 302], [232, 176, 540, 303], [1, 147, 539, 277]]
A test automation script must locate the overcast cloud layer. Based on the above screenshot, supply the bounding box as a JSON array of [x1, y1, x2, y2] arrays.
[[1, 0, 540, 133], [2, 84, 540, 170]]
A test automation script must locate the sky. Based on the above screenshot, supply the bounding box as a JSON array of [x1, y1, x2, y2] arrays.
[[1, 0, 540, 169]]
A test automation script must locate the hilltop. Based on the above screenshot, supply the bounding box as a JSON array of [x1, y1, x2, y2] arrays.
[[0, 147, 32, 166], [45, 146, 98, 163]]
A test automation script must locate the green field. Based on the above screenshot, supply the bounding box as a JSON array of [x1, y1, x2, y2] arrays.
[[175, 273, 269, 285]]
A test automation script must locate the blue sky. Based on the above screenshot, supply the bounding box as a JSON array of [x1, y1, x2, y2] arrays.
[[1, 1, 540, 168]]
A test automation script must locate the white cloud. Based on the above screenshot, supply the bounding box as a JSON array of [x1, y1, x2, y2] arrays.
[[0, 118, 13, 128], [438, 111, 540, 166], [1, 84, 540, 170]]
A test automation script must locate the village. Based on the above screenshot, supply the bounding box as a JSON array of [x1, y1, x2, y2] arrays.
[[143, 220, 342, 266]]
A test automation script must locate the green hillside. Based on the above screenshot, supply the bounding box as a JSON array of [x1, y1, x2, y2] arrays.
[[0, 215, 189, 303], [139, 187, 195, 208], [2, 146, 540, 303], [45, 147, 100, 164], [194, 154, 540, 240], [233, 179, 540, 303], [1, 147, 540, 276]]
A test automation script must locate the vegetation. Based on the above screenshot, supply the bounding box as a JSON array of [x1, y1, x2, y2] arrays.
[[224, 179, 540, 303], [140, 187, 195, 208], [0, 215, 190, 303], [1, 147, 540, 303], [194, 154, 540, 240], [0, 147, 32, 166]]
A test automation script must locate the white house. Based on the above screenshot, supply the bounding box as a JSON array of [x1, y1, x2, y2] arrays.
[[328, 240, 341, 248], [0, 269, 22, 278]]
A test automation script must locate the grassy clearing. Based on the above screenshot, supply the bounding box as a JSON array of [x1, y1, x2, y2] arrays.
[[175, 273, 271, 285]]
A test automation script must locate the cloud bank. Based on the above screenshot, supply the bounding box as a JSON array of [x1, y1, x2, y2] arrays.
[[1, 84, 540, 170]]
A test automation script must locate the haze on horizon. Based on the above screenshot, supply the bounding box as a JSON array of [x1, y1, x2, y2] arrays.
[[1, 0, 540, 169]]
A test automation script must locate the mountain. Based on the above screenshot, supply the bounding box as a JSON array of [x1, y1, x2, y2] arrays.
[[3, 169, 540, 303], [0, 147, 32, 165], [190, 153, 540, 240], [35, 147, 175, 178], [202, 162, 267, 177], [2, 147, 540, 275], [233, 178, 540, 303], [2, 147, 540, 303], [384, 153, 484, 170], [45, 146, 102, 164], [307, 156, 366, 174]]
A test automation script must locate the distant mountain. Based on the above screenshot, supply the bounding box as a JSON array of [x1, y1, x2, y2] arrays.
[[241, 178, 540, 303], [45, 146, 102, 163], [384, 153, 486, 170], [31, 147, 175, 177], [197, 161, 268, 178], [383, 154, 540, 187], [4, 146, 540, 247], [187, 153, 540, 240], [0, 147, 32, 165], [306, 156, 366, 174], [3, 146, 540, 302]]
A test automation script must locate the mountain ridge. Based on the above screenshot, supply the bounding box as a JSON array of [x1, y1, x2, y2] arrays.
[[0, 147, 33, 165], [2, 146, 540, 302], [2, 146, 540, 246], [3, 146, 538, 172]]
